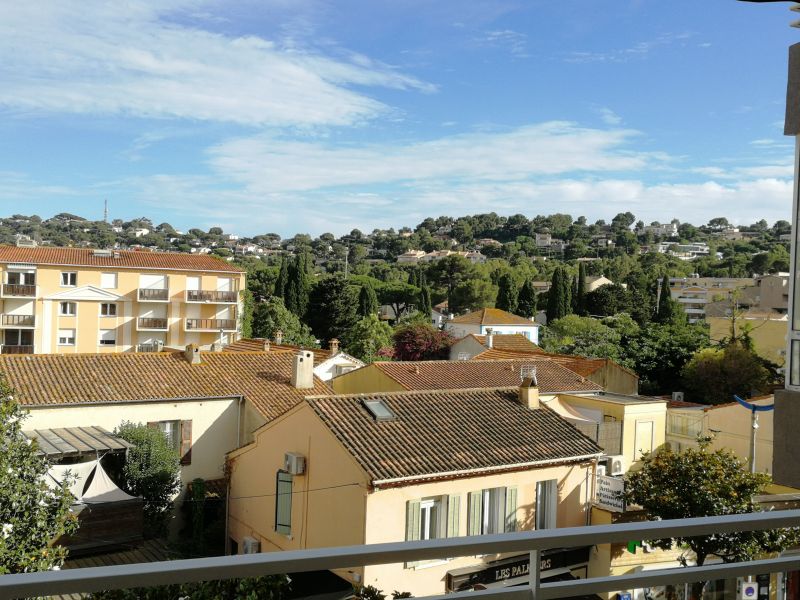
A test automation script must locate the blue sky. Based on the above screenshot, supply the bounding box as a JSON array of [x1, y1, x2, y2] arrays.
[[0, 0, 796, 236]]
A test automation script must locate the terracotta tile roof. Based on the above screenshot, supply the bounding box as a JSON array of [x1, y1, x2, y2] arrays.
[[0, 351, 329, 420], [0, 246, 244, 273], [470, 333, 544, 353], [371, 359, 602, 394], [224, 338, 331, 365], [450, 307, 538, 327], [473, 347, 639, 380], [308, 388, 602, 484]]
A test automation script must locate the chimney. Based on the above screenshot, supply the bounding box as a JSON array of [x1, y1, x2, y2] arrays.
[[184, 344, 202, 365], [518, 369, 539, 410], [485, 327, 494, 348], [263, 339, 271, 352], [291, 350, 314, 389], [275, 330, 284, 346], [329, 338, 340, 354]]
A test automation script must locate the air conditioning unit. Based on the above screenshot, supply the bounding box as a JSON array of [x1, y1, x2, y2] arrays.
[[242, 537, 261, 554], [596, 464, 607, 477], [284, 452, 306, 475], [672, 391, 684, 402], [605, 455, 625, 476]]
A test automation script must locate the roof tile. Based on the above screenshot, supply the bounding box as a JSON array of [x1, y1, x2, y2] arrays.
[[450, 307, 538, 326]]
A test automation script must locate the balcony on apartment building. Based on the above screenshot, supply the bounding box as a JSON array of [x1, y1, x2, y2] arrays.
[[137, 317, 169, 331], [185, 318, 237, 332], [1, 344, 34, 354], [137, 288, 170, 302], [3, 510, 799, 600], [0, 314, 35, 328], [136, 342, 164, 353], [185, 289, 238, 304], [1, 283, 37, 298]]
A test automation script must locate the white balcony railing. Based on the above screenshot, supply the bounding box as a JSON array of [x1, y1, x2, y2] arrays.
[[2, 510, 800, 599]]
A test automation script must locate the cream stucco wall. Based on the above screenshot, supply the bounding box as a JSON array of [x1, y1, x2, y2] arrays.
[[707, 316, 787, 368], [0, 264, 245, 354], [362, 462, 594, 596], [25, 397, 241, 484]]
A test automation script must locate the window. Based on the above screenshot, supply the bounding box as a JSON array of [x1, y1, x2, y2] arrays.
[[468, 487, 517, 535], [405, 495, 460, 567], [100, 272, 117, 289], [99, 329, 116, 346], [149, 420, 192, 465], [57, 329, 75, 346], [100, 303, 117, 317], [535, 479, 558, 530], [59, 302, 76, 316], [362, 398, 396, 421], [61, 272, 77, 287], [276, 471, 293, 535]]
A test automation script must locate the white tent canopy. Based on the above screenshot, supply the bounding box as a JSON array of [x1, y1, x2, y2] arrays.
[[47, 460, 138, 504]]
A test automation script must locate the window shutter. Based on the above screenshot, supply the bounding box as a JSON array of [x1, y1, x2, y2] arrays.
[[180, 420, 192, 465], [505, 487, 518, 532], [447, 494, 461, 538], [405, 500, 421, 541], [468, 491, 482, 536]]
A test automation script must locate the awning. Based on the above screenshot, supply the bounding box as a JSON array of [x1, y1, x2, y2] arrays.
[[47, 459, 139, 504], [542, 398, 596, 423], [23, 426, 133, 459]]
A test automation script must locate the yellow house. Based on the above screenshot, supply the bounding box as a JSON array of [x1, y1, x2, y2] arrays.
[[707, 314, 787, 369], [227, 383, 602, 596], [0, 246, 245, 354], [667, 396, 774, 473]]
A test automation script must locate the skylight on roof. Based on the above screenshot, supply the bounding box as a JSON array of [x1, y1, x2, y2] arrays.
[[363, 399, 396, 422]]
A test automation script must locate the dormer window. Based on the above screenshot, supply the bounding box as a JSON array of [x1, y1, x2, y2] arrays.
[[363, 399, 396, 422]]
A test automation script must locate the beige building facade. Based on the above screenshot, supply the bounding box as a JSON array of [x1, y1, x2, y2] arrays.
[[0, 246, 245, 354]]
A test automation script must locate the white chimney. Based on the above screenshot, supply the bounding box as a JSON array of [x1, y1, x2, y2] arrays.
[[485, 327, 494, 348], [329, 338, 340, 354], [263, 339, 271, 352], [291, 351, 314, 389], [184, 344, 202, 365], [275, 330, 284, 345], [518, 369, 539, 409]]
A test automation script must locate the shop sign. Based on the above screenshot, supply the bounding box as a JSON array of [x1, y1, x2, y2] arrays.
[[596, 474, 625, 512]]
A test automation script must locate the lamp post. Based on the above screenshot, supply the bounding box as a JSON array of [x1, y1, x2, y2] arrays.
[[739, 0, 800, 484]]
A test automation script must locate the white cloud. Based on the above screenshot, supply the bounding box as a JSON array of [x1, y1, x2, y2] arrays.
[[598, 108, 623, 126], [477, 29, 529, 57], [565, 32, 694, 63], [0, 1, 433, 127]]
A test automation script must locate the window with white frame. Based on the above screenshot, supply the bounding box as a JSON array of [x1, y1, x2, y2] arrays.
[[59, 302, 76, 316], [100, 303, 117, 317], [275, 471, 293, 535], [99, 329, 116, 346], [57, 329, 75, 346], [468, 487, 517, 535], [60, 272, 77, 287], [157, 420, 181, 451], [405, 495, 460, 568], [100, 272, 117, 289], [535, 479, 558, 530]]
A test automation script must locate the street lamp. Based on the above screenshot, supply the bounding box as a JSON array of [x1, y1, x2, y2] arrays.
[[739, 0, 800, 484]]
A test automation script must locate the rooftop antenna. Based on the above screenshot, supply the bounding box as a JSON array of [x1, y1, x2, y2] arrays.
[[103, 199, 108, 223]]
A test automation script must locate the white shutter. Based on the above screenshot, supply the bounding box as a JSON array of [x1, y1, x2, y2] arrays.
[[468, 491, 482, 536], [505, 487, 518, 532], [140, 274, 167, 289], [447, 495, 461, 538], [100, 272, 117, 289]]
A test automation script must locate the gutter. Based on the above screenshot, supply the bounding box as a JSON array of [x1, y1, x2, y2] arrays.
[[371, 452, 602, 489], [23, 394, 243, 409]]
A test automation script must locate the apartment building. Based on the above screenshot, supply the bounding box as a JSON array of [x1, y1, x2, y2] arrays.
[[0, 246, 245, 354], [668, 276, 754, 323]]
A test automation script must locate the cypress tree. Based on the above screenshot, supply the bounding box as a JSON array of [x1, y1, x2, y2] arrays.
[[358, 282, 379, 317], [274, 256, 289, 300], [496, 273, 519, 314], [571, 274, 579, 314], [284, 253, 310, 317], [576, 262, 587, 315], [517, 279, 537, 318], [559, 267, 573, 318], [418, 284, 432, 317], [546, 268, 562, 323]]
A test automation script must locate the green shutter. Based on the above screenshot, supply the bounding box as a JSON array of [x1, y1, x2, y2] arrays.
[[405, 500, 421, 541], [468, 491, 482, 536], [505, 487, 518, 532], [447, 495, 461, 538]]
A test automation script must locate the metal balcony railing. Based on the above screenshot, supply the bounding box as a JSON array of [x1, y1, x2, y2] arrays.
[[138, 288, 169, 301], [137, 343, 164, 353], [137, 317, 168, 330], [186, 290, 238, 303], [1, 344, 33, 354], [1, 314, 35, 327], [186, 318, 236, 331], [2, 510, 800, 599], [2, 283, 36, 297]]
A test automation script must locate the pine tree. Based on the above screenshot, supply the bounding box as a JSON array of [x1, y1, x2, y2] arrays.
[[358, 282, 379, 317], [496, 273, 519, 314], [576, 262, 587, 315], [517, 279, 537, 318]]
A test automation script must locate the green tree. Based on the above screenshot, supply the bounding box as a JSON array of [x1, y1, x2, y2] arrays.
[[681, 342, 773, 405], [114, 422, 181, 538], [342, 315, 395, 363], [449, 278, 497, 314], [252, 297, 317, 347], [517, 279, 537, 318], [0, 383, 77, 573], [284, 253, 310, 317], [307, 275, 360, 342], [575, 262, 587, 315], [546, 267, 571, 322], [541, 314, 625, 363], [584, 284, 632, 317], [654, 275, 681, 324], [239, 290, 254, 339], [418, 284, 433, 317], [358, 282, 380, 317], [631, 321, 709, 394], [625, 439, 796, 600], [274, 256, 289, 300], [495, 273, 519, 314]]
